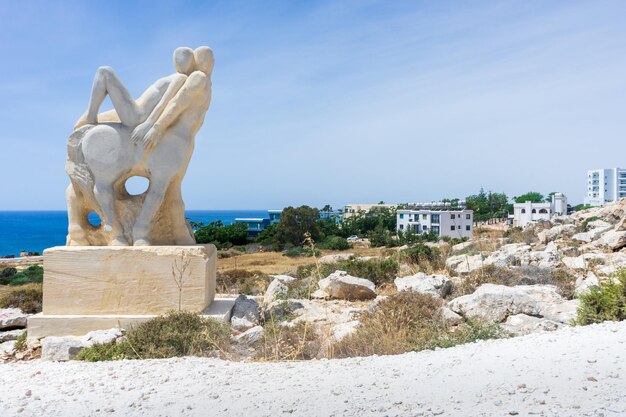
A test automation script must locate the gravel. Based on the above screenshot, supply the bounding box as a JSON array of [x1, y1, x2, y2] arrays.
[[1, 321, 625, 417]]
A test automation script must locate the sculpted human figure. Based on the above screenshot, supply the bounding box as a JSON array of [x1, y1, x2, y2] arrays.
[[65, 46, 214, 246]]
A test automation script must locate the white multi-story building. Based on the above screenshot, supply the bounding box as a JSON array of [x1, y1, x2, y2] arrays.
[[512, 193, 567, 227], [396, 204, 474, 239], [585, 168, 626, 206]]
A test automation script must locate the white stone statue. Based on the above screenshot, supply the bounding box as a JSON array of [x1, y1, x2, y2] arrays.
[[65, 46, 214, 246]]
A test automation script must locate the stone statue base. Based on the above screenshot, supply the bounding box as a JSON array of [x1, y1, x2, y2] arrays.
[[27, 245, 232, 341]]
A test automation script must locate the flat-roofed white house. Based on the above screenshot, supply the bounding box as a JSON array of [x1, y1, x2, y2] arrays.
[[343, 203, 397, 219], [584, 168, 626, 206], [396, 203, 474, 239], [512, 193, 567, 227]]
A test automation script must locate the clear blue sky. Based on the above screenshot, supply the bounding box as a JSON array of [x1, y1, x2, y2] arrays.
[[1, 1, 625, 210]]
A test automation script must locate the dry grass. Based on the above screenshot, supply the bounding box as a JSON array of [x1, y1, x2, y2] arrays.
[[333, 292, 505, 358], [216, 247, 387, 275], [0, 283, 43, 313]]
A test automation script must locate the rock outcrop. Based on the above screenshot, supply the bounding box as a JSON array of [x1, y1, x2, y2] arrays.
[[394, 273, 452, 298], [317, 271, 376, 301]]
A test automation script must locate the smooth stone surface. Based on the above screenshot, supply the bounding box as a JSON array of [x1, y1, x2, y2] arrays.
[[42, 245, 216, 315], [27, 297, 235, 342]]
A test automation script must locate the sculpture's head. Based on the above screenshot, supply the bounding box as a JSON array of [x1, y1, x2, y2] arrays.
[[173, 47, 195, 75], [194, 46, 214, 76]]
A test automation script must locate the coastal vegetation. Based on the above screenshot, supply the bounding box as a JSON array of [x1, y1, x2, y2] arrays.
[[334, 292, 505, 357], [76, 311, 231, 361], [576, 269, 626, 325]]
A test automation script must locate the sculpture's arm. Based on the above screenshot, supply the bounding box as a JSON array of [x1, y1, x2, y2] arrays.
[[130, 74, 187, 144], [137, 72, 208, 148]]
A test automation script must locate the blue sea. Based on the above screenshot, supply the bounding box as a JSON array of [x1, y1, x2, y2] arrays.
[[0, 210, 267, 257]]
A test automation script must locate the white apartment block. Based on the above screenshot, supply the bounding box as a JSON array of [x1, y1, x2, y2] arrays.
[[396, 204, 474, 239], [343, 203, 397, 219], [584, 168, 626, 206], [512, 193, 567, 228]]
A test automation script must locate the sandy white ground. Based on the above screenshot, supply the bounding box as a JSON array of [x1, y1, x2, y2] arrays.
[[1, 321, 625, 417]]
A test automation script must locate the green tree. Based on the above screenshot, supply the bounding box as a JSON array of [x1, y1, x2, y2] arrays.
[[195, 221, 248, 248], [274, 206, 322, 247], [514, 192, 544, 204], [465, 189, 510, 222]]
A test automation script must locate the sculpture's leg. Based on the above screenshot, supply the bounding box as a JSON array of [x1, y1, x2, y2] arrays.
[[76, 66, 142, 128], [168, 180, 196, 245], [94, 181, 129, 246], [132, 177, 170, 246], [66, 184, 89, 246]]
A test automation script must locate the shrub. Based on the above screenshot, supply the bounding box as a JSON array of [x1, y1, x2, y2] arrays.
[[0, 284, 43, 313], [576, 270, 626, 325], [76, 311, 231, 361], [14, 331, 27, 352], [259, 321, 320, 361], [505, 227, 536, 244], [216, 269, 271, 295], [1, 265, 44, 286], [580, 216, 600, 232], [317, 236, 350, 251], [333, 292, 504, 357], [195, 221, 248, 248], [338, 258, 399, 286]]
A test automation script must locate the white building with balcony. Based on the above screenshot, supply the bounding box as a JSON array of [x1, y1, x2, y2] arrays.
[[512, 193, 567, 227], [396, 203, 474, 239], [585, 168, 626, 206]]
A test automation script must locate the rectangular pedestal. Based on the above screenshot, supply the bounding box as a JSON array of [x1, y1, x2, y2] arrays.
[[27, 297, 236, 341], [42, 245, 216, 315]]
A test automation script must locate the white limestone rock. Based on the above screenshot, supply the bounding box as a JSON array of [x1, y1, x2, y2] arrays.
[[500, 314, 561, 336], [311, 289, 329, 300], [446, 254, 484, 274], [486, 244, 532, 268], [0, 308, 28, 330], [332, 320, 360, 342], [0, 340, 16, 355], [234, 326, 264, 347], [85, 328, 124, 345], [318, 253, 354, 264], [318, 271, 376, 301], [575, 272, 600, 297], [537, 224, 577, 244], [589, 229, 626, 251], [264, 278, 289, 304], [394, 273, 452, 298], [41, 336, 90, 361], [448, 284, 565, 323], [440, 307, 463, 326], [0, 329, 26, 343], [539, 299, 579, 324]]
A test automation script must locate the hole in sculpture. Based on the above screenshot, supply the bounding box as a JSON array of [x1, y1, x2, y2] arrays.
[[87, 211, 102, 227], [125, 176, 150, 196]]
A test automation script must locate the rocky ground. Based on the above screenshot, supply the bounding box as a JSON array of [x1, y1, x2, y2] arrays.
[[0, 321, 624, 417]]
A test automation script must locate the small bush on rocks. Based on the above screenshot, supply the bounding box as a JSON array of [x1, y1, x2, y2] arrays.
[[576, 270, 626, 325], [76, 311, 231, 361], [334, 292, 505, 357], [0, 283, 43, 313]]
